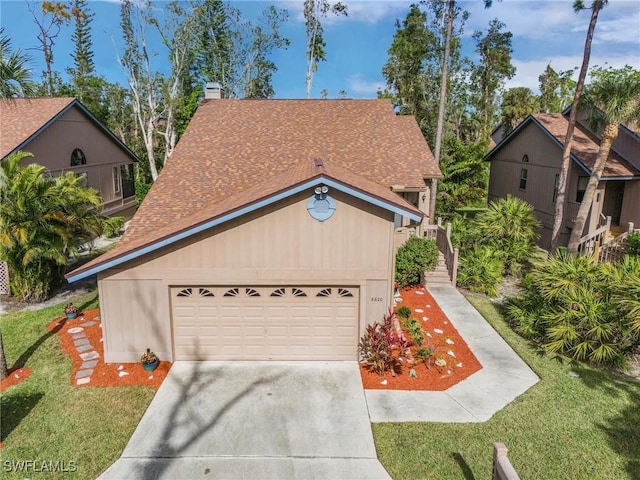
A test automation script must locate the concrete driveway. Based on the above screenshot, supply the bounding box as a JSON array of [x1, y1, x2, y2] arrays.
[[99, 361, 390, 480]]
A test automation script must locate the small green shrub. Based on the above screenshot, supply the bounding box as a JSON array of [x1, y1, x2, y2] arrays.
[[414, 345, 434, 365], [457, 246, 504, 297], [401, 317, 425, 347], [395, 236, 439, 288], [626, 231, 640, 256], [395, 305, 412, 319], [102, 216, 125, 238]]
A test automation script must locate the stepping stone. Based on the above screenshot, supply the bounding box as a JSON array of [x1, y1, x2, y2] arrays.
[[75, 369, 93, 379], [67, 327, 84, 334], [71, 333, 86, 340], [445, 338, 455, 345], [77, 377, 90, 385], [76, 344, 93, 353], [80, 321, 96, 327], [415, 290, 424, 295], [80, 351, 99, 361], [434, 328, 443, 334], [73, 338, 90, 347], [80, 360, 98, 369], [414, 308, 424, 313], [422, 316, 428, 321], [118, 371, 129, 377], [447, 350, 456, 357]]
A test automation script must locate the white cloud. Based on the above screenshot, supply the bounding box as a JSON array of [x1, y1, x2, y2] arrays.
[[462, 0, 639, 45], [346, 73, 385, 94], [507, 53, 640, 93], [281, 0, 412, 26]]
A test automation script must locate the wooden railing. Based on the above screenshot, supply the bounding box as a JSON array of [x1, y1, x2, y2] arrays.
[[492, 443, 520, 480], [395, 219, 459, 285], [599, 223, 636, 263], [577, 216, 611, 256], [424, 218, 459, 286]]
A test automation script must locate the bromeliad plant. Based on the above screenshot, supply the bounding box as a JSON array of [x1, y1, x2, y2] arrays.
[[358, 309, 405, 376]]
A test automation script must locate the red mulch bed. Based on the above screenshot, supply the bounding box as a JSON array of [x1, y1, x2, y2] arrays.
[[47, 309, 171, 388], [359, 286, 482, 391], [0, 367, 32, 392]]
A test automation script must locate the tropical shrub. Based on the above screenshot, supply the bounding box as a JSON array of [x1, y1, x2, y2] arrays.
[[0, 152, 102, 301], [475, 195, 540, 274], [626, 231, 640, 256], [449, 215, 483, 252], [135, 179, 152, 206], [395, 236, 439, 288], [506, 251, 640, 367], [358, 310, 403, 376], [395, 305, 412, 319], [102, 216, 125, 238], [457, 246, 504, 297], [401, 317, 425, 346]]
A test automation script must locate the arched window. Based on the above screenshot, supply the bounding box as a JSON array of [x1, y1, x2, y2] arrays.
[[70, 148, 87, 166]]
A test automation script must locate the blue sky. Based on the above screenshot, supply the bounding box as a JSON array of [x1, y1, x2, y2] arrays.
[[1, 0, 639, 99]]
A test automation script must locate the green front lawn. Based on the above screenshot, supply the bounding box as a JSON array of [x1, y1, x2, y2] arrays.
[[0, 292, 156, 479], [2, 291, 639, 479], [373, 293, 640, 479]]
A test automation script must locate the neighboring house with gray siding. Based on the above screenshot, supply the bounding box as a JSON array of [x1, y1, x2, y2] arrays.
[[486, 110, 640, 250], [0, 97, 138, 218]]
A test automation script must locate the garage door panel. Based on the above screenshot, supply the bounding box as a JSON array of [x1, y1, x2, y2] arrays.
[[172, 286, 358, 360]]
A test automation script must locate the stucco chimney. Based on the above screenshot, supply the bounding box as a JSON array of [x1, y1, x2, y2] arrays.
[[205, 82, 223, 100]]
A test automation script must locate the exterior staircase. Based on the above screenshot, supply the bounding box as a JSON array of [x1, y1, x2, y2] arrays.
[[423, 253, 451, 285]]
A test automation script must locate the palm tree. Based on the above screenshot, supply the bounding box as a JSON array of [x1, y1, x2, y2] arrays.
[[475, 195, 540, 274], [550, 0, 607, 251], [567, 67, 640, 252], [0, 27, 35, 98], [0, 151, 103, 302]]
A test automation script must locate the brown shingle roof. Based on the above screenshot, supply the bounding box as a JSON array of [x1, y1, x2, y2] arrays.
[[68, 99, 435, 280], [0, 97, 75, 159], [125, 99, 437, 243], [534, 113, 640, 178], [67, 156, 423, 280]]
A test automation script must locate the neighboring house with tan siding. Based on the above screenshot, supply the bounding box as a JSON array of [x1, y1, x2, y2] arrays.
[[486, 110, 640, 250], [0, 97, 138, 218], [66, 98, 441, 363]]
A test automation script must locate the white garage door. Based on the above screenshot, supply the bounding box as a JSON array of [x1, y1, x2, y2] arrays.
[[171, 286, 359, 360]]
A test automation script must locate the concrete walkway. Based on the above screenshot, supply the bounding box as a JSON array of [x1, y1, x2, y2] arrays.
[[365, 285, 539, 422]]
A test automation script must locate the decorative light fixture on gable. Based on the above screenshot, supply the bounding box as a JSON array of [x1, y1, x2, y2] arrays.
[[307, 184, 335, 221]]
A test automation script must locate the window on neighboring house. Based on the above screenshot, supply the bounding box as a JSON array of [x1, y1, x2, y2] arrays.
[[522, 154, 529, 163], [113, 166, 120, 194], [576, 176, 588, 202], [519, 168, 528, 190], [552, 174, 560, 204], [70, 148, 86, 166]]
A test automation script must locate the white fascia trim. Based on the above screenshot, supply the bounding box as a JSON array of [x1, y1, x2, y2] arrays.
[[67, 176, 421, 282]]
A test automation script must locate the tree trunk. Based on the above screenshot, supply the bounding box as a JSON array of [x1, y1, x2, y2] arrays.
[[429, 0, 454, 222], [0, 328, 8, 380], [550, 0, 603, 251], [567, 123, 618, 253]]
